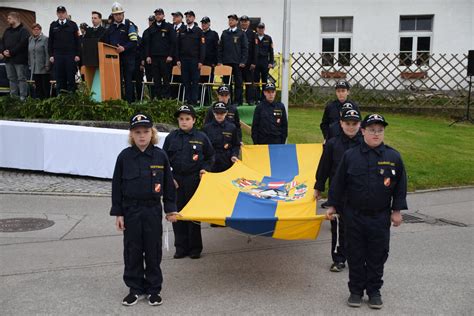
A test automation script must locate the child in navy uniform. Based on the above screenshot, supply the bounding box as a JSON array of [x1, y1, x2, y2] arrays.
[[320, 80, 360, 141], [110, 113, 178, 307], [163, 105, 215, 259], [203, 101, 241, 172], [314, 108, 363, 273]]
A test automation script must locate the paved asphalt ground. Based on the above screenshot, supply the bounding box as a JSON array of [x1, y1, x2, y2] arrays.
[[0, 170, 472, 315]]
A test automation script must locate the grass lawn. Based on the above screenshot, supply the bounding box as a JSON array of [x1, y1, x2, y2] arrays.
[[241, 107, 474, 192]]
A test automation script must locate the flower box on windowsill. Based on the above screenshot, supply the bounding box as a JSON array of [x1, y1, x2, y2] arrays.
[[321, 71, 347, 79], [400, 71, 427, 79]]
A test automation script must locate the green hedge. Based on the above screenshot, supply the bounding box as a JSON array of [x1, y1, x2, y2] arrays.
[[0, 93, 207, 128]]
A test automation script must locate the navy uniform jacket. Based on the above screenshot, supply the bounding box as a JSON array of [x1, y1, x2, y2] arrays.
[[256, 34, 274, 66], [314, 132, 363, 192], [204, 102, 242, 140], [142, 20, 175, 58], [110, 144, 177, 216], [251, 99, 288, 144], [218, 28, 248, 65], [163, 127, 215, 175], [100, 19, 138, 56], [328, 142, 408, 213], [242, 28, 257, 66], [320, 99, 359, 139], [203, 29, 219, 66], [176, 24, 205, 63], [48, 19, 80, 56], [84, 26, 105, 39], [202, 120, 240, 172]]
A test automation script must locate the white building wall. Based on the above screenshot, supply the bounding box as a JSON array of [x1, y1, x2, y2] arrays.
[[2, 0, 472, 54]]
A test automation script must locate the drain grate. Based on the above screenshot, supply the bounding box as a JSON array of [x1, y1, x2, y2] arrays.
[[0, 218, 55, 232], [402, 213, 425, 223]]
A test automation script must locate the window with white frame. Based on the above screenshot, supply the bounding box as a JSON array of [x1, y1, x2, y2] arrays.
[[320, 17, 353, 67], [399, 15, 433, 66]]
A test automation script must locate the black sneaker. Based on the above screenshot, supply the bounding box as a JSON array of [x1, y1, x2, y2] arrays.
[[148, 293, 163, 306], [173, 252, 187, 259], [347, 294, 362, 307], [330, 262, 346, 272], [189, 253, 201, 259], [368, 295, 383, 309], [122, 293, 142, 306]]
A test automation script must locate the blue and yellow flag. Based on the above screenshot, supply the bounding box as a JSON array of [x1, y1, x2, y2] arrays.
[[178, 144, 327, 240]]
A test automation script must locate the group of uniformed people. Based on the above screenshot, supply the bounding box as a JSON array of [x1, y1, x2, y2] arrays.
[[315, 80, 408, 309], [46, 2, 275, 105]]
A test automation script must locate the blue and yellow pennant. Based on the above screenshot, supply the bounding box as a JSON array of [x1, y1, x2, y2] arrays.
[[179, 144, 327, 240]]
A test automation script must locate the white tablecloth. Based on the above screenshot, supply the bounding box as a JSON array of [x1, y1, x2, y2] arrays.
[[0, 120, 168, 179]]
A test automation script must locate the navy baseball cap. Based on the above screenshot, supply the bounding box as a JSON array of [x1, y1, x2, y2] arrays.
[[129, 113, 153, 129], [263, 82, 276, 91], [184, 10, 195, 17], [257, 22, 265, 28], [361, 113, 388, 128], [240, 15, 250, 21], [341, 101, 356, 111], [217, 85, 230, 95], [341, 108, 361, 122], [228, 14, 239, 20], [154, 8, 164, 14], [201, 16, 210, 23], [57, 6, 67, 12], [172, 11, 183, 18], [174, 104, 196, 118], [335, 80, 350, 90], [213, 102, 228, 114]]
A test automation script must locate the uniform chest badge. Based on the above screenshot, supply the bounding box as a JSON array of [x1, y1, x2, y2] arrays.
[[224, 143, 229, 149], [379, 169, 384, 175], [154, 183, 161, 193], [276, 118, 281, 124], [384, 177, 391, 187], [193, 154, 199, 161]]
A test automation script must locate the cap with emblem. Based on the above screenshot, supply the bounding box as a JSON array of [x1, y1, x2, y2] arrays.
[[341, 102, 355, 111], [228, 14, 239, 20], [174, 104, 196, 118], [335, 80, 350, 90], [217, 85, 230, 95], [154, 8, 164, 14], [56, 6, 67, 12], [257, 22, 265, 28], [111, 2, 124, 14], [263, 82, 276, 91], [212, 102, 228, 114], [201, 16, 210, 23], [129, 113, 153, 130], [172, 11, 183, 18], [240, 15, 250, 21], [361, 113, 388, 128], [341, 108, 361, 122], [184, 10, 195, 17], [148, 15, 155, 22]]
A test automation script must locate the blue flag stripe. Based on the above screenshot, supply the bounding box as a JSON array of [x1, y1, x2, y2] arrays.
[[269, 144, 299, 179]]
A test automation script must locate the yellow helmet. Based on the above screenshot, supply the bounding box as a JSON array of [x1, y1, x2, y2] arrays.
[[111, 2, 124, 14]]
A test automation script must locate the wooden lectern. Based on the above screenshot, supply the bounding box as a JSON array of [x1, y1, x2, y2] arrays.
[[81, 42, 121, 101]]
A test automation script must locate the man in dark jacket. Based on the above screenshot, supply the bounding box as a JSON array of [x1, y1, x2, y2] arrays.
[[254, 23, 274, 101], [142, 8, 175, 99], [1, 12, 30, 100], [48, 6, 81, 94], [200, 16, 219, 105], [100, 2, 138, 103], [176, 11, 205, 105], [218, 14, 248, 105], [239, 15, 257, 105]]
